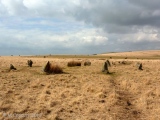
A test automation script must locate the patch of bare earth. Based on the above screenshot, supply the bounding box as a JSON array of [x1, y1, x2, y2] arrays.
[[0, 55, 160, 120]]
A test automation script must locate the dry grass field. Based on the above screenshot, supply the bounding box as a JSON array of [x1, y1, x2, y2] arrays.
[[0, 50, 160, 120], [99, 50, 160, 59]]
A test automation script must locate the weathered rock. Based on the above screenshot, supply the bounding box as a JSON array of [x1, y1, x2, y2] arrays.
[[121, 61, 127, 64], [84, 61, 91, 66], [67, 61, 81, 67], [102, 60, 111, 74], [136, 63, 143, 70], [43, 61, 51, 73], [138, 63, 143, 70], [27, 60, 33, 67], [10, 64, 16, 70], [106, 60, 111, 67]]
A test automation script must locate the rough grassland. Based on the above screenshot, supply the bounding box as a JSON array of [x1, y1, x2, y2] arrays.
[[0, 53, 160, 120], [99, 50, 160, 59]]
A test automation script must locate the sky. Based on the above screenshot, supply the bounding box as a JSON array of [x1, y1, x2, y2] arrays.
[[0, 0, 160, 55]]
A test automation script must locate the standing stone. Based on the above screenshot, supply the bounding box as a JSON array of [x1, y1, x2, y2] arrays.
[[43, 61, 51, 73], [102, 60, 111, 74], [10, 64, 16, 70], [136, 62, 143, 70], [27, 60, 33, 67], [138, 63, 143, 70], [106, 60, 111, 67]]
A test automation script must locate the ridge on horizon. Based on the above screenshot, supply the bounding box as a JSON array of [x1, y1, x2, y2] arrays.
[[101, 49, 160, 54]]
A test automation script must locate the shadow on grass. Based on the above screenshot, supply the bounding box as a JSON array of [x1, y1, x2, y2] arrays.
[[31, 65, 42, 67], [98, 71, 119, 77], [107, 72, 116, 75], [102, 72, 116, 76], [38, 71, 70, 75]]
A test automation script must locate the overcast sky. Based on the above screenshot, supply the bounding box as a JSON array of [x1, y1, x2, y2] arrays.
[[0, 0, 160, 55]]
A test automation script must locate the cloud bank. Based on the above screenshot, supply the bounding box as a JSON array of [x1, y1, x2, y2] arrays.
[[0, 0, 160, 55]]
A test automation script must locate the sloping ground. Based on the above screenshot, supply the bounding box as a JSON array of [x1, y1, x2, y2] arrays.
[[0, 56, 160, 120], [99, 50, 160, 58]]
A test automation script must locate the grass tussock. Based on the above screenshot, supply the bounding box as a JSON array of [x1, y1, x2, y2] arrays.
[[67, 61, 81, 67], [49, 64, 63, 74], [43, 61, 63, 74]]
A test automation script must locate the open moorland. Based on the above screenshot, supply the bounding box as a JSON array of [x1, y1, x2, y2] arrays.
[[0, 50, 160, 120]]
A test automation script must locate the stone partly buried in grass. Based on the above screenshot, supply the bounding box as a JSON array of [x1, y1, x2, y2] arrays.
[[84, 61, 91, 66], [42, 61, 63, 74], [67, 61, 81, 67]]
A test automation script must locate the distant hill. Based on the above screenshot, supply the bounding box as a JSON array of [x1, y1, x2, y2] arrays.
[[99, 50, 160, 58]]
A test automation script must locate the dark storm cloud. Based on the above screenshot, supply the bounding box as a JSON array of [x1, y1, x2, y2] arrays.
[[73, 0, 160, 32], [128, 0, 160, 10]]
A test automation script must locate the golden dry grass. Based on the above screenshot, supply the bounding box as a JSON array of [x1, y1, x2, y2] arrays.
[[0, 52, 160, 120], [99, 50, 160, 59], [43, 62, 63, 74]]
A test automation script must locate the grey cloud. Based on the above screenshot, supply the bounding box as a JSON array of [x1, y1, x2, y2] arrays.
[[1, 0, 160, 29], [0, 26, 109, 55], [0, 0, 160, 55], [128, 0, 160, 10], [119, 41, 160, 52], [73, 0, 160, 34]]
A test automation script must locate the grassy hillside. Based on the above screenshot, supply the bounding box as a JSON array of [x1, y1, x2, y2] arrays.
[[99, 50, 160, 59]]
